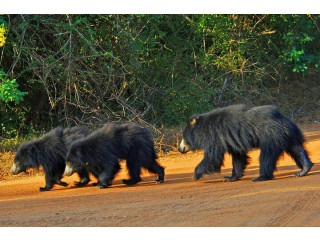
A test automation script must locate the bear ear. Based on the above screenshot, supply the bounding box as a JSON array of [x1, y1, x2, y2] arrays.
[[189, 116, 198, 126]]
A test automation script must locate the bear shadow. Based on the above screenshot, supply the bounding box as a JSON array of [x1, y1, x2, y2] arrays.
[[103, 162, 320, 188], [202, 163, 320, 184], [55, 163, 320, 191]]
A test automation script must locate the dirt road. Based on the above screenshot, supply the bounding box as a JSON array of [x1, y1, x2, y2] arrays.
[[1, 125, 320, 227]]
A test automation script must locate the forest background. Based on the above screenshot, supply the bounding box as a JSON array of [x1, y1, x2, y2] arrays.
[[1, 14, 320, 152]]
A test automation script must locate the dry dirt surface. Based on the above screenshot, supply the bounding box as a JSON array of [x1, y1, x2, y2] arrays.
[[1, 124, 320, 227]]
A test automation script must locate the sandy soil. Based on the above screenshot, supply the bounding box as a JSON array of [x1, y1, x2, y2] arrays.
[[0, 124, 320, 227]]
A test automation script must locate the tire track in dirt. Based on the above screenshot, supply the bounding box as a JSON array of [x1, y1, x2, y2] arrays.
[[266, 185, 320, 227]]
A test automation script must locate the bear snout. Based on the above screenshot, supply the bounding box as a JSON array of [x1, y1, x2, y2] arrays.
[[64, 164, 74, 176], [10, 163, 20, 175], [178, 146, 185, 153], [178, 139, 190, 153]]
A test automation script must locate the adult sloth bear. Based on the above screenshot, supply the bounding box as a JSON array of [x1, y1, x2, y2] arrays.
[[11, 126, 90, 191], [64, 123, 165, 188], [178, 104, 313, 182]]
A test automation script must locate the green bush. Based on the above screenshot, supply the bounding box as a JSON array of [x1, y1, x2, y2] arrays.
[[0, 14, 320, 144], [0, 71, 27, 140], [0, 71, 26, 104]]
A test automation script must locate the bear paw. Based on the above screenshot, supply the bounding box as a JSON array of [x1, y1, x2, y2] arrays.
[[223, 176, 239, 182], [155, 179, 164, 184], [122, 178, 141, 185], [295, 163, 313, 177], [74, 180, 89, 187], [252, 176, 272, 181], [39, 186, 52, 191], [192, 175, 201, 181], [57, 181, 68, 187]]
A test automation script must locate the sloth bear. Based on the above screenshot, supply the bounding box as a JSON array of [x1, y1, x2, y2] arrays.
[[64, 122, 165, 188], [11, 126, 90, 191], [178, 104, 313, 182]]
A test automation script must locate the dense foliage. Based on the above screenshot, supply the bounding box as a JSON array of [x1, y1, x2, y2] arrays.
[[1, 14, 320, 143]]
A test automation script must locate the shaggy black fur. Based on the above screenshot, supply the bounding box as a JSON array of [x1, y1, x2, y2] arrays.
[[64, 123, 165, 188], [178, 104, 313, 182], [11, 126, 90, 191]]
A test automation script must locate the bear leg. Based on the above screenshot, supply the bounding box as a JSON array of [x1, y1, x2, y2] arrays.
[[106, 162, 121, 186], [39, 174, 55, 191], [97, 163, 118, 188], [193, 161, 207, 181], [56, 179, 68, 187], [74, 167, 90, 187], [145, 160, 165, 183], [54, 174, 68, 187], [223, 153, 248, 182], [123, 158, 142, 185], [54, 174, 69, 187], [193, 150, 224, 181], [97, 175, 110, 188], [253, 145, 282, 181], [193, 157, 213, 180], [112, 162, 121, 178], [287, 145, 313, 177]]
